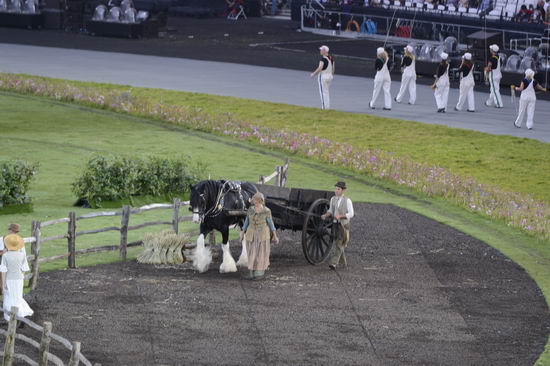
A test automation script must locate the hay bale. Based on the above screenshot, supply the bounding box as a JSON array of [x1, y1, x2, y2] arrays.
[[137, 230, 190, 264]]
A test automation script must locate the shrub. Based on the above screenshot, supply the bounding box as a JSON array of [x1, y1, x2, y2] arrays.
[[72, 154, 207, 207], [0, 160, 38, 208]]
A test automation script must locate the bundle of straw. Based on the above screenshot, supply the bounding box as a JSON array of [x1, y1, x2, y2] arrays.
[[137, 230, 189, 264]]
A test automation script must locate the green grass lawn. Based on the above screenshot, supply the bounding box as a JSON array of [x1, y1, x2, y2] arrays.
[[7, 74, 550, 205], [0, 90, 549, 364]]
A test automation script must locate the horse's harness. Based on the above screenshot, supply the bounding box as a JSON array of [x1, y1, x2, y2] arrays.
[[194, 181, 247, 223]]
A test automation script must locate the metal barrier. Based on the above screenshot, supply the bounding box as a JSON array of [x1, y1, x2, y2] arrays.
[[300, 5, 542, 47]]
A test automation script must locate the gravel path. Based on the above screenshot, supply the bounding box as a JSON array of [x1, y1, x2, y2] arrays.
[[22, 203, 549, 365]]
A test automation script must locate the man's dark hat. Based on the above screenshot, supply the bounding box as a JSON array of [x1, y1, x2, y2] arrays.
[[335, 181, 347, 189]]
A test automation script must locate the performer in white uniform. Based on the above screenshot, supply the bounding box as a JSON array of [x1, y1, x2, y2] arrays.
[[455, 52, 476, 112], [1, 234, 33, 322], [310, 45, 335, 110], [370, 47, 392, 110], [513, 68, 547, 130], [395, 45, 416, 105], [485, 44, 503, 108], [432, 52, 450, 113]]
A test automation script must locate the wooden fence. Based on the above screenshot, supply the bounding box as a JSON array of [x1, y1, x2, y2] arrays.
[[0, 306, 97, 366], [21, 160, 290, 290]]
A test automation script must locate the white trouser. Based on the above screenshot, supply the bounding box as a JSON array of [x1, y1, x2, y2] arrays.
[[434, 83, 450, 110], [371, 78, 392, 109], [514, 98, 536, 129], [456, 82, 475, 111], [486, 73, 503, 108], [396, 74, 416, 104], [318, 74, 332, 110]]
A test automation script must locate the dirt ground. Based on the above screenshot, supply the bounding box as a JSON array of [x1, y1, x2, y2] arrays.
[[18, 203, 549, 365]]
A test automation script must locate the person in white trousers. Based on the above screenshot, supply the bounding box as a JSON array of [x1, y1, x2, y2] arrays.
[[455, 52, 476, 112], [432, 52, 450, 112], [311, 45, 335, 110], [370, 47, 392, 110], [395, 45, 416, 105], [1, 234, 33, 323], [485, 44, 504, 108], [513, 68, 547, 130]]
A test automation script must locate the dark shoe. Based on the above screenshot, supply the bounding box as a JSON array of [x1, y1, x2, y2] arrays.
[[242, 271, 255, 280], [408, 102, 414, 105], [437, 108, 445, 113], [329, 264, 336, 270], [528, 127, 533, 130], [467, 109, 475, 112], [394, 96, 398, 102], [369, 102, 375, 110], [383, 107, 391, 111], [514, 123, 520, 128], [454, 107, 459, 111]]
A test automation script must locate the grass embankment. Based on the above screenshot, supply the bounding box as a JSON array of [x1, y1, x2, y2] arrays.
[[0, 86, 548, 363], [10, 74, 550, 205]]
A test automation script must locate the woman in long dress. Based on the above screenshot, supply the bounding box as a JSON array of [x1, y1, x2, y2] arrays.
[[242, 192, 279, 280], [1, 234, 33, 321]]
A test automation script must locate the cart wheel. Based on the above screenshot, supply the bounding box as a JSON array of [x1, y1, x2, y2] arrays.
[[302, 198, 334, 265]]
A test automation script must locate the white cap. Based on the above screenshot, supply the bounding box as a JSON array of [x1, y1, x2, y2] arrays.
[[463, 52, 472, 60], [525, 68, 535, 78], [377, 47, 385, 55], [405, 45, 414, 53], [489, 44, 499, 52], [440, 52, 448, 60], [319, 45, 329, 53]]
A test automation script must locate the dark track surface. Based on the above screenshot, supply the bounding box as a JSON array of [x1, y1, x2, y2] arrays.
[[3, 16, 550, 99], [23, 203, 549, 365]]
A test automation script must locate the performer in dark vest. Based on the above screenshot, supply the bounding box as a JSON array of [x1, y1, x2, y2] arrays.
[[432, 52, 450, 113], [454, 52, 476, 112], [321, 182, 354, 270], [485, 44, 504, 108], [512, 68, 547, 130], [369, 47, 392, 110], [395, 45, 417, 105], [311, 45, 335, 110]]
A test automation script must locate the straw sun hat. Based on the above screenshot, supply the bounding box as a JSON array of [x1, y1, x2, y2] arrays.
[[4, 234, 24, 251]]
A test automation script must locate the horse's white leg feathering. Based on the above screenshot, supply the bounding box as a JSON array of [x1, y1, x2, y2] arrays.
[[219, 242, 237, 273], [192, 234, 212, 273], [237, 238, 248, 267]]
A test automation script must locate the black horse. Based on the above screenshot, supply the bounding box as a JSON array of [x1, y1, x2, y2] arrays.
[[189, 180, 258, 273]]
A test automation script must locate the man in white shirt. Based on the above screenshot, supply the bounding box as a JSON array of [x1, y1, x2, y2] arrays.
[[321, 181, 354, 270]]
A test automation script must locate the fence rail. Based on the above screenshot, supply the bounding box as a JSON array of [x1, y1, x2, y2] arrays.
[[4, 161, 289, 364], [1, 307, 98, 366], [20, 160, 289, 290]]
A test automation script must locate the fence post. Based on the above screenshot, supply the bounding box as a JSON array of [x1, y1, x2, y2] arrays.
[[68, 212, 76, 269], [120, 205, 130, 261], [30, 221, 42, 290], [68, 341, 81, 366], [172, 198, 181, 234], [275, 166, 282, 187], [281, 159, 289, 187], [208, 231, 216, 246], [258, 175, 265, 184], [38, 321, 52, 366], [3, 306, 18, 366]]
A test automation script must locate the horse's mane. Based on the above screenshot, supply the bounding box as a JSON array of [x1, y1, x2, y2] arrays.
[[191, 180, 257, 210]]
